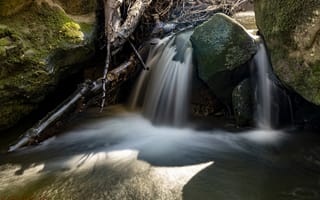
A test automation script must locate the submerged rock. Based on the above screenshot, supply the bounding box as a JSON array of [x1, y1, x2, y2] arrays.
[[254, 0, 320, 106], [190, 13, 256, 107], [0, 0, 97, 130]]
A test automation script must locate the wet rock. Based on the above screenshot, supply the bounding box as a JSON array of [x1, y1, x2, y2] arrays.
[[191, 13, 256, 107]]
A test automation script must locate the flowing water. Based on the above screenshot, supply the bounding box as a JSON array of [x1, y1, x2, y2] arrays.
[[130, 30, 193, 126], [254, 42, 272, 129], [1, 33, 320, 200]]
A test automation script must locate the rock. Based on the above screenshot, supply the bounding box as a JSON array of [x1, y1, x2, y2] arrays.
[[0, 0, 97, 130], [254, 0, 320, 105], [191, 76, 220, 117], [233, 11, 257, 31], [232, 79, 253, 126], [190, 13, 256, 106]]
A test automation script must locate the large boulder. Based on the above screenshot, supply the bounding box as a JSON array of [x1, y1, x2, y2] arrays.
[[254, 0, 320, 105], [0, 0, 97, 130], [190, 13, 257, 106]]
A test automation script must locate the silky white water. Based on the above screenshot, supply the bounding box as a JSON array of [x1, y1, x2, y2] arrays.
[[130, 30, 193, 126], [1, 106, 320, 200], [254, 42, 273, 129]]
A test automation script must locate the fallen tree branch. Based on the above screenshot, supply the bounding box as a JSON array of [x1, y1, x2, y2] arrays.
[[9, 54, 138, 152]]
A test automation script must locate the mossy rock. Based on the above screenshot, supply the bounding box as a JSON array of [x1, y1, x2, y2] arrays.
[[190, 13, 256, 106], [0, 0, 96, 131], [254, 0, 320, 105]]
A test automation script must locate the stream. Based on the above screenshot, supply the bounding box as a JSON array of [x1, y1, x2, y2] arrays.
[[1, 29, 320, 200], [1, 106, 320, 199]]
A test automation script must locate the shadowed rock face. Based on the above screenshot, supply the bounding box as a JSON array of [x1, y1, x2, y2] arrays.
[[191, 13, 256, 106], [0, 0, 97, 130], [232, 79, 253, 126], [254, 0, 320, 106]]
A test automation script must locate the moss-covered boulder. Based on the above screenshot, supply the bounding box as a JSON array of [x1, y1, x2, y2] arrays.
[[254, 0, 320, 105], [190, 13, 256, 106], [0, 0, 96, 130]]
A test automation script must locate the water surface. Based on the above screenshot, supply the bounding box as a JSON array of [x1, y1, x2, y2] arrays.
[[0, 106, 319, 200]]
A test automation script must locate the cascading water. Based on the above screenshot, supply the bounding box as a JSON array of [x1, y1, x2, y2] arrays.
[[130, 30, 194, 126], [253, 41, 273, 129]]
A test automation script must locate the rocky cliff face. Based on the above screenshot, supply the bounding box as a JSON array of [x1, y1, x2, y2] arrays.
[[254, 0, 320, 105], [0, 0, 97, 130]]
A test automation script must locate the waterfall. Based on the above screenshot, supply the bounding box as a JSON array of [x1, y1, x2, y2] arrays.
[[253, 41, 273, 129], [130, 30, 193, 126]]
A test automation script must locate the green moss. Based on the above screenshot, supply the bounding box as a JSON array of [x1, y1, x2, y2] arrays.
[[61, 22, 84, 42], [0, 1, 87, 62]]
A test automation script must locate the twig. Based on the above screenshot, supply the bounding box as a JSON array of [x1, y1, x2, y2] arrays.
[[127, 38, 149, 70], [100, 41, 111, 111]]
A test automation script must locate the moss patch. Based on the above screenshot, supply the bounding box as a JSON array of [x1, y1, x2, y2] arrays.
[[0, 2, 91, 62], [61, 22, 84, 42]]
